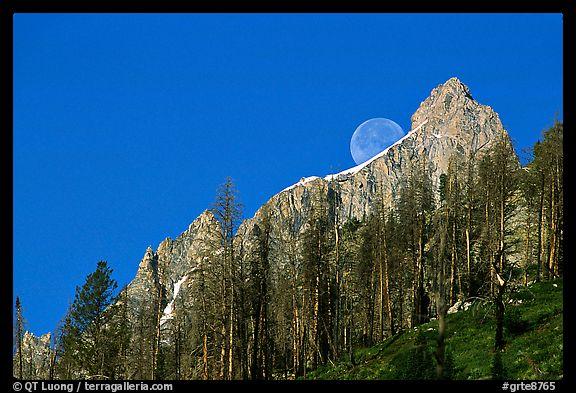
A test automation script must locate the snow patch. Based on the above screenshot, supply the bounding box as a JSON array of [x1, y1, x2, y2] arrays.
[[281, 176, 320, 192], [160, 275, 188, 325]]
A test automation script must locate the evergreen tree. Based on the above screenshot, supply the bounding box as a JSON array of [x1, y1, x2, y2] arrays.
[[14, 297, 25, 379], [530, 122, 563, 279], [339, 218, 362, 365], [249, 206, 273, 379], [62, 261, 119, 378], [109, 286, 132, 378], [210, 176, 243, 379], [54, 305, 77, 379], [301, 186, 333, 367], [396, 163, 435, 327], [477, 137, 519, 351]]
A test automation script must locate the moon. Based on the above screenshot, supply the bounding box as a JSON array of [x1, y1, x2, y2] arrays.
[[350, 118, 404, 165]]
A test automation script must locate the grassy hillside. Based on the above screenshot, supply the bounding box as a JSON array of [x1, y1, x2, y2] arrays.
[[304, 279, 563, 380]]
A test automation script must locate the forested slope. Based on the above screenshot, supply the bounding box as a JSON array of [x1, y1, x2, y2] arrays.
[[305, 279, 563, 380]]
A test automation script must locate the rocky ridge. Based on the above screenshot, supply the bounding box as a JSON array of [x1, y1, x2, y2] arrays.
[[18, 77, 513, 362]]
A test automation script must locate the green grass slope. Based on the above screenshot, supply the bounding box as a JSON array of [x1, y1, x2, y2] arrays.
[[304, 279, 563, 380]]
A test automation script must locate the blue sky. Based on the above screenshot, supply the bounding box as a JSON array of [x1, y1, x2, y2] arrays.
[[13, 13, 562, 335]]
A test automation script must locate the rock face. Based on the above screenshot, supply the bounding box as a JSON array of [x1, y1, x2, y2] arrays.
[[13, 332, 53, 379], [125, 209, 222, 332], [123, 77, 511, 343], [236, 77, 509, 241]]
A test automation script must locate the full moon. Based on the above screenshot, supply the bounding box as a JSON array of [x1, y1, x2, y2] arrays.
[[350, 118, 404, 165]]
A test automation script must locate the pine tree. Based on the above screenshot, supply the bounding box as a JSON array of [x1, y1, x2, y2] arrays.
[[339, 218, 362, 365], [396, 163, 435, 328], [249, 206, 273, 379], [109, 286, 132, 378], [63, 260, 119, 378], [14, 297, 25, 379], [211, 177, 243, 379], [301, 186, 333, 367], [477, 137, 519, 351], [531, 122, 563, 279], [131, 291, 157, 379], [519, 155, 539, 285], [432, 170, 450, 379], [53, 304, 78, 379]]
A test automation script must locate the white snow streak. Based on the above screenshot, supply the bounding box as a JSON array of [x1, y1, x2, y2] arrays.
[[324, 119, 429, 180], [160, 275, 188, 325], [278, 119, 428, 194], [281, 176, 320, 192]]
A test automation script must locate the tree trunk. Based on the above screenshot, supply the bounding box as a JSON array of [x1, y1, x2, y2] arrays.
[[383, 250, 394, 336], [378, 244, 384, 340], [251, 299, 261, 380], [466, 207, 472, 296], [152, 285, 163, 380], [202, 334, 209, 380], [548, 182, 556, 278], [227, 243, 235, 379], [449, 223, 457, 305], [494, 281, 505, 351], [349, 306, 355, 366], [536, 176, 545, 282]]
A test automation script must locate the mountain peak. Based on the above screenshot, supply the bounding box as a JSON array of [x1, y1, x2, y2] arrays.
[[181, 209, 219, 238], [197, 209, 216, 224], [413, 77, 475, 121], [138, 246, 156, 270], [438, 77, 473, 98], [423, 77, 474, 109], [410, 77, 501, 141]]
